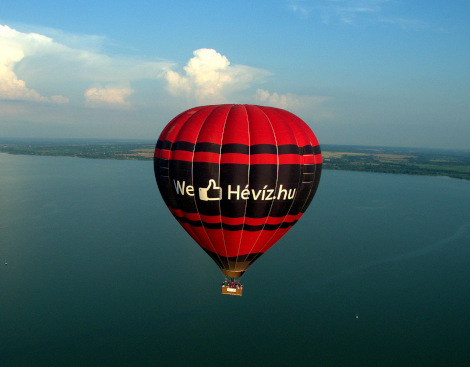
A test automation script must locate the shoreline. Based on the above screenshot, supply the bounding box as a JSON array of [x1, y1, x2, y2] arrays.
[[1, 141, 469, 181]]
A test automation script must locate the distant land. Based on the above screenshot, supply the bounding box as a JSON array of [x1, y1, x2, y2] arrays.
[[1, 138, 469, 180]]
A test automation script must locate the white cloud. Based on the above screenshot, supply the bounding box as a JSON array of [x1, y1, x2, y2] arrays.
[[165, 48, 270, 103], [256, 88, 329, 111], [377, 17, 428, 30], [287, 0, 311, 17], [84, 86, 133, 109], [0, 24, 173, 113], [1, 24, 331, 129], [0, 25, 69, 103], [287, 0, 425, 28]]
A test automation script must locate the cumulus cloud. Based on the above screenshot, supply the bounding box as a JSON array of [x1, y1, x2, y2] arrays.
[[164, 48, 270, 103], [84, 86, 134, 109], [0, 25, 69, 103], [0, 24, 172, 113], [256, 88, 329, 111], [0, 24, 329, 130]]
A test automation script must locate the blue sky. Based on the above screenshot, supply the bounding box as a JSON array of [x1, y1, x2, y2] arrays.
[[1, 0, 469, 149]]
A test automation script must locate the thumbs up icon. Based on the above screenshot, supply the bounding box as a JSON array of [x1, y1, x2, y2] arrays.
[[199, 179, 222, 201]]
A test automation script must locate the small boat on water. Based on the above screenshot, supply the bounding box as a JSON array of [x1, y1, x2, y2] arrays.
[[4, 260, 7, 265]]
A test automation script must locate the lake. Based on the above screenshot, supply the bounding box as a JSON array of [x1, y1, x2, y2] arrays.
[[1, 153, 470, 366]]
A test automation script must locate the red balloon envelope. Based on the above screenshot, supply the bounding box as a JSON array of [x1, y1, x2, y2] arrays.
[[154, 104, 322, 278]]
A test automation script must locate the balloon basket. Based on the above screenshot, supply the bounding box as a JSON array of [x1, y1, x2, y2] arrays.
[[221, 279, 243, 296]]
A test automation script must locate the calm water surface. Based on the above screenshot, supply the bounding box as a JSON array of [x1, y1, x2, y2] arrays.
[[1, 153, 470, 366]]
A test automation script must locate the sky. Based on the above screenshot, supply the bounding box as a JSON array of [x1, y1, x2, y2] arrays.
[[1, 0, 469, 149]]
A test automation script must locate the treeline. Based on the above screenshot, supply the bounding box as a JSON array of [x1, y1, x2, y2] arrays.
[[326, 159, 470, 180], [0, 143, 154, 160], [322, 145, 470, 180]]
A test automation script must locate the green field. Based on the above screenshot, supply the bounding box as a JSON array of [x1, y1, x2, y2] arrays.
[[322, 144, 470, 180]]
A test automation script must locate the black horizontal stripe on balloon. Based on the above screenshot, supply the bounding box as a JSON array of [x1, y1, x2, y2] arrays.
[[156, 140, 321, 155], [173, 214, 298, 231], [157, 160, 322, 218]]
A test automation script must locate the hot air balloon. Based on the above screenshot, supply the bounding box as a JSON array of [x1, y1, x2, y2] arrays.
[[154, 104, 322, 295]]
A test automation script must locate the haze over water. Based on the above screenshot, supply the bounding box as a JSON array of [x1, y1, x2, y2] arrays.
[[1, 153, 470, 366]]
